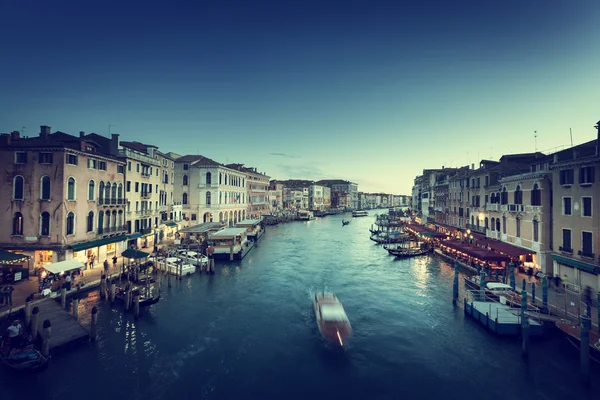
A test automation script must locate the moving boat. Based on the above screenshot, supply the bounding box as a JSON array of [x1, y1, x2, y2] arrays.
[[387, 247, 431, 258], [342, 220, 350, 226], [555, 319, 600, 363], [0, 338, 49, 373], [313, 292, 352, 347], [297, 211, 315, 221], [352, 211, 368, 217]]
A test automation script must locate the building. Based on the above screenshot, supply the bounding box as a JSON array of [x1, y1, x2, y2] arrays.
[[268, 181, 284, 212], [0, 126, 127, 269], [323, 186, 331, 210], [549, 123, 600, 291], [309, 184, 325, 211], [174, 155, 248, 227], [316, 180, 358, 209], [226, 164, 270, 218]]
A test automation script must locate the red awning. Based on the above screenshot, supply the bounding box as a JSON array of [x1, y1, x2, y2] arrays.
[[468, 249, 510, 263], [406, 224, 428, 233], [474, 238, 532, 258]]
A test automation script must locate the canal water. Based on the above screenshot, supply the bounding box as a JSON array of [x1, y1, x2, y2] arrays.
[[2, 211, 598, 400]]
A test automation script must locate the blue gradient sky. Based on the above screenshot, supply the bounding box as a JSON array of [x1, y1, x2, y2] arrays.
[[1, 0, 599, 194]]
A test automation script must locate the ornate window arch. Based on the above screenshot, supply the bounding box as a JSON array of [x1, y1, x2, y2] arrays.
[[40, 212, 51, 236], [66, 212, 75, 235], [12, 212, 23, 235], [67, 177, 76, 200], [13, 175, 24, 200], [88, 180, 96, 201]]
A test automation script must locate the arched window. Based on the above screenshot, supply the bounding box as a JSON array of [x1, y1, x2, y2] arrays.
[[182, 193, 188, 205], [491, 217, 496, 231], [531, 183, 541, 206], [206, 172, 212, 184], [67, 177, 76, 200], [225, 175, 228, 185], [117, 183, 123, 201], [88, 180, 95, 201], [66, 212, 75, 235], [490, 193, 496, 204], [111, 183, 117, 203], [219, 192, 222, 204], [41, 176, 51, 200], [496, 218, 500, 232], [502, 216, 506, 234], [104, 182, 110, 202], [87, 211, 94, 232], [514, 185, 522, 205], [117, 210, 123, 227], [183, 175, 188, 186], [206, 191, 211, 205], [112, 210, 117, 228], [98, 211, 104, 234], [501, 187, 508, 205], [219, 173, 222, 185], [12, 212, 23, 235], [471, 215, 474, 225], [13, 176, 24, 200], [98, 182, 105, 202], [40, 212, 50, 236], [484, 217, 489, 229]]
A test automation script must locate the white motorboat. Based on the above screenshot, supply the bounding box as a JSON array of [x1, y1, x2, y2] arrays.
[[313, 292, 352, 347]]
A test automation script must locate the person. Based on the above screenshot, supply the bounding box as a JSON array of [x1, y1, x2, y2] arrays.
[[6, 320, 23, 348], [104, 260, 110, 274], [4, 285, 14, 306], [584, 286, 593, 310], [65, 273, 72, 291], [112, 255, 118, 267]]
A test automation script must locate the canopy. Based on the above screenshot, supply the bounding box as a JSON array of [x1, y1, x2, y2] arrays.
[[0, 250, 29, 264], [43, 259, 84, 275], [121, 248, 150, 259]]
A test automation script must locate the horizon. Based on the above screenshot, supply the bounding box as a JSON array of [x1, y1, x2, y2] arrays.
[[1, 0, 599, 194]]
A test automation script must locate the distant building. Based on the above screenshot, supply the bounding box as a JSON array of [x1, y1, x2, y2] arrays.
[[315, 179, 358, 209], [226, 164, 270, 218]]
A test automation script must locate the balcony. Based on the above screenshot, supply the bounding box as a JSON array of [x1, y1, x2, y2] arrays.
[[507, 204, 524, 213], [466, 223, 486, 235], [525, 205, 541, 213], [118, 148, 160, 166], [198, 183, 219, 189], [578, 250, 595, 259], [98, 197, 127, 206], [159, 205, 168, 212], [141, 192, 151, 199], [486, 230, 501, 240], [486, 203, 500, 212], [141, 171, 151, 178], [140, 227, 153, 235], [97, 225, 127, 235]]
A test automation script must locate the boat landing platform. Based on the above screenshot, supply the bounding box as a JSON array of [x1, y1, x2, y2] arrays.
[[465, 299, 544, 336]]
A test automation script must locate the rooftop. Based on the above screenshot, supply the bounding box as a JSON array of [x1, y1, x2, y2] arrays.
[[210, 227, 248, 238]]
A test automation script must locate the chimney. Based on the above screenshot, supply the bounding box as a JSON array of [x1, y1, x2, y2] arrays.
[[79, 131, 85, 138], [110, 134, 120, 156], [471, 163, 475, 170], [40, 125, 51, 139], [596, 120, 600, 157], [10, 131, 20, 141]]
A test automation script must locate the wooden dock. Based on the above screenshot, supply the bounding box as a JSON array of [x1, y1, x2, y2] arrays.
[[465, 299, 544, 336], [33, 298, 89, 354]]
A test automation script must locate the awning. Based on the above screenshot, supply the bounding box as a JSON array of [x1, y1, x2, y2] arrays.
[[43, 259, 85, 275], [70, 235, 127, 252], [484, 240, 533, 258], [180, 222, 225, 234], [141, 231, 154, 238], [121, 248, 150, 259], [165, 221, 178, 227], [552, 254, 600, 274], [0, 250, 30, 264], [469, 250, 510, 263], [128, 233, 142, 240]]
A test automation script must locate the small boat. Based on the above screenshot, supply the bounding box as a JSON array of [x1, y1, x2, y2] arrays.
[[464, 275, 500, 290], [342, 220, 350, 226], [313, 292, 352, 347], [0, 338, 49, 373], [387, 247, 430, 258], [556, 319, 600, 363], [352, 211, 368, 217], [115, 286, 161, 307], [484, 282, 523, 306], [370, 232, 410, 244]]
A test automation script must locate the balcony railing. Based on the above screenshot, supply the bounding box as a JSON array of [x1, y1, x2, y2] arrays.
[[97, 225, 127, 235], [141, 192, 151, 199], [466, 223, 486, 235], [141, 171, 151, 178], [507, 204, 524, 213], [98, 197, 127, 206], [140, 227, 153, 235], [159, 205, 168, 212]]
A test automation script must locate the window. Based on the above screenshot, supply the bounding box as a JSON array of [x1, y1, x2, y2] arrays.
[[13, 176, 24, 200], [14, 152, 27, 164], [563, 197, 572, 215], [39, 152, 53, 164], [66, 154, 78, 165], [40, 212, 50, 236], [87, 211, 94, 232], [491, 217, 495, 231], [126, 181, 131, 192], [88, 180, 95, 201], [98, 211, 104, 233], [514, 186, 522, 205], [117, 165, 125, 174], [191, 214, 197, 221], [496, 218, 500, 232], [219, 173, 222, 184], [88, 159, 97, 169], [206, 191, 211, 205], [135, 182, 139, 192], [582, 231, 593, 256], [516, 218, 521, 238], [41, 176, 51, 200], [182, 175, 189, 185], [136, 163, 140, 172], [183, 164, 189, 170], [502, 216, 506, 234], [12, 212, 23, 236], [67, 177, 76, 200], [163, 172, 169, 184], [128, 162, 131, 171], [98, 161, 107, 171], [183, 193, 188, 205], [501, 187, 508, 204], [104, 182, 110, 200], [484, 217, 489, 229], [118, 184, 123, 200], [579, 166, 595, 185], [530, 183, 541, 206], [582, 197, 592, 217], [559, 169, 574, 185], [206, 172, 212, 184], [66, 212, 75, 235], [111, 183, 117, 200], [562, 229, 572, 251], [533, 220, 539, 242]]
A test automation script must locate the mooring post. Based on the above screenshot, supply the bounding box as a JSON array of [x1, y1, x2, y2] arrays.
[[580, 314, 591, 383], [41, 319, 51, 357], [531, 282, 536, 305], [24, 299, 32, 327], [479, 270, 486, 301], [72, 297, 79, 321], [100, 274, 106, 300], [60, 287, 67, 309], [509, 262, 516, 290], [110, 283, 116, 304], [452, 261, 459, 306], [542, 276, 548, 313], [168, 270, 172, 288], [597, 292, 600, 335], [522, 278, 527, 293], [90, 306, 98, 342], [521, 287, 529, 357], [134, 294, 140, 319], [30, 306, 40, 339], [230, 244, 234, 261], [125, 287, 131, 311]]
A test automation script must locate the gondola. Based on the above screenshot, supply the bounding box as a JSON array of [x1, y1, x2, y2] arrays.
[[342, 220, 350, 226], [556, 319, 600, 363], [114, 286, 161, 307], [0, 338, 49, 373], [387, 247, 430, 258]]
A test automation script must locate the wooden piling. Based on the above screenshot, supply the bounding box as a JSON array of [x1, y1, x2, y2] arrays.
[[30, 306, 40, 339], [24, 299, 32, 327], [60, 287, 67, 309], [580, 314, 591, 383], [134, 294, 140, 319], [72, 297, 79, 321], [230, 244, 234, 261], [125, 287, 131, 311], [109, 283, 116, 304], [100, 275, 107, 300], [452, 261, 459, 306], [90, 306, 98, 342], [41, 319, 51, 357]]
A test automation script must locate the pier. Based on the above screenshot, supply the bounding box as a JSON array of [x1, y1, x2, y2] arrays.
[[31, 298, 90, 354]]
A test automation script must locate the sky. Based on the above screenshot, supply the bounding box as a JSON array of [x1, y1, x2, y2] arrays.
[[1, 0, 599, 194]]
